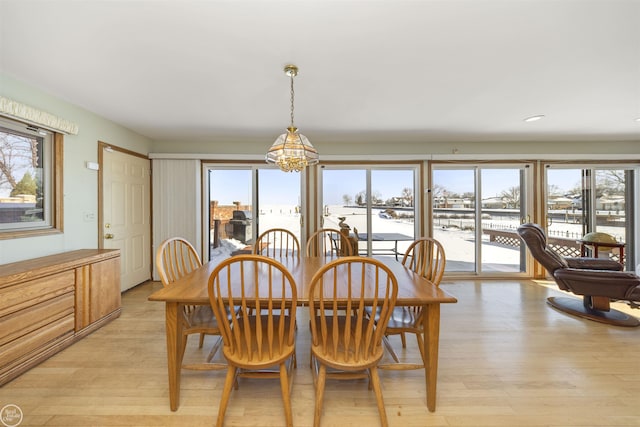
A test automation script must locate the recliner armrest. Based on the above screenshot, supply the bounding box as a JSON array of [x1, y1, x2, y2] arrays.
[[564, 257, 623, 271]]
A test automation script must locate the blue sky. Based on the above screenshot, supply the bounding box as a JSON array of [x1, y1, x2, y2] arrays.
[[434, 168, 582, 197], [209, 167, 583, 206], [209, 168, 414, 206]]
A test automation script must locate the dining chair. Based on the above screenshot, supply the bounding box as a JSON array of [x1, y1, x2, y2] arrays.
[[308, 256, 398, 427], [208, 254, 298, 427], [156, 237, 226, 370], [306, 228, 354, 257], [375, 237, 446, 369], [254, 228, 300, 258]]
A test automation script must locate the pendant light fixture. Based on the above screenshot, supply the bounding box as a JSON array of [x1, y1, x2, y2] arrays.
[[266, 64, 319, 172]]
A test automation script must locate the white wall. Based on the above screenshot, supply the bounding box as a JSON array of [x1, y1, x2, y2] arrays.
[[0, 73, 152, 264]]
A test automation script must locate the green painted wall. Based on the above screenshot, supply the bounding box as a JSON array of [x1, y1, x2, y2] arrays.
[[0, 73, 152, 264]]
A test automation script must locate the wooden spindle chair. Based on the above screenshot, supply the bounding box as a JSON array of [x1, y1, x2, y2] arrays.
[[308, 256, 398, 427], [208, 254, 298, 427], [306, 228, 354, 258], [254, 228, 300, 259], [156, 237, 226, 370]]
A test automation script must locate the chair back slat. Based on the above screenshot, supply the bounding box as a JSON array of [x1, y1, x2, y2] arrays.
[[254, 228, 300, 258], [156, 237, 202, 286], [306, 228, 354, 257], [402, 237, 446, 286], [208, 254, 297, 364], [309, 256, 398, 366]]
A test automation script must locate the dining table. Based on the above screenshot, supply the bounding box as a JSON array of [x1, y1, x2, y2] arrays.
[[148, 254, 457, 412]]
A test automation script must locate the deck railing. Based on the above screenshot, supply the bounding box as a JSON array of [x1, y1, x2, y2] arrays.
[[482, 224, 624, 263]]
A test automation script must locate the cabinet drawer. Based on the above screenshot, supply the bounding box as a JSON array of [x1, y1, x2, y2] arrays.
[[0, 271, 75, 318], [0, 292, 75, 347], [0, 312, 75, 368]]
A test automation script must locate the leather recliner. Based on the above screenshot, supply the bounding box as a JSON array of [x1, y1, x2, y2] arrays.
[[517, 223, 640, 327]]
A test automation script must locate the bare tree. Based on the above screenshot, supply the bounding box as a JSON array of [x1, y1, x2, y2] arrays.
[[500, 186, 520, 208], [547, 184, 563, 196], [342, 194, 352, 206], [0, 132, 38, 193], [430, 184, 447, 198], [371, 190, 383, 205], [401, 187, 413, 206], [596, 170, 625, 195]]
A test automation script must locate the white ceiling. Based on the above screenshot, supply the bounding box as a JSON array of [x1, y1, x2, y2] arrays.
[[1, 0, 639, 145]]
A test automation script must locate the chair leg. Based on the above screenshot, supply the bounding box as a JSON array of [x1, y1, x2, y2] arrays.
[[369, 366, 389, 427], [314, 364, 327, 427], [382, 335, 400, 363], [279, 363, 293, 427], [180, 333, 189, 361], [400, 332, 407, 348], [206, 336, 224, 363], [199, 332, 205, 348], [216, 366, 237, 427], [415, 332, 426, 366]]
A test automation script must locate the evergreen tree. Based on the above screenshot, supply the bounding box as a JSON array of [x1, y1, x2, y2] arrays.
[[10, 171, 37, 196]]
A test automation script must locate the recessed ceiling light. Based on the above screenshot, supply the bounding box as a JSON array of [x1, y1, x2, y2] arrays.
[[524, 115, 545, 122], [635, 117, 640, 122]]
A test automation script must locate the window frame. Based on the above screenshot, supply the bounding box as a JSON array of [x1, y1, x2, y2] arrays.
[[0, 116, 63, 239]]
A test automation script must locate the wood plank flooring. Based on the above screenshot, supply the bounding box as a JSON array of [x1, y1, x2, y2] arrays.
[[1, 279, 639, 426]]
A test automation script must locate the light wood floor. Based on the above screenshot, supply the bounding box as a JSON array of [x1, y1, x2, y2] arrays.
[[2, 279, 639, 427]]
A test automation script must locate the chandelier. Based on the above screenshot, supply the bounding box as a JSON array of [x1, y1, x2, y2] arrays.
[[266, 64, 319, 172]]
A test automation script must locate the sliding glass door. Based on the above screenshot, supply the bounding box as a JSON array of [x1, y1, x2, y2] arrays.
[[545, 165, 635, 269], [205, 165, 302, 262], [432, 164, 531, 274], [257, 169, 302, 240], [320, 165, 418, 258]]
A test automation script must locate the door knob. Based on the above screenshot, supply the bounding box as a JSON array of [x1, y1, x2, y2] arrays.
[[104, 233, 114, 239]]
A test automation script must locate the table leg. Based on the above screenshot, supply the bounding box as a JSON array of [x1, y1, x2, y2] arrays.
[[422, 303, 440, 412], [166, 302, 184, 411]]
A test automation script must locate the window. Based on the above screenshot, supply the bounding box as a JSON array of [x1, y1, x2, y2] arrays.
[[319, 165, 419, 259], [545, 164, 637, 270], [204, 164, 303, 262], [431, 163, 533, 274], [0, 116, 63, 238]]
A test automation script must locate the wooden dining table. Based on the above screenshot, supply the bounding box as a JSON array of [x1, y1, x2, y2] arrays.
[[148, 255, 457, 412]]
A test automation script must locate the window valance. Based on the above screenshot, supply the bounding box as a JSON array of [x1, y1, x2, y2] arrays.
[[0, 95, 79, 135]]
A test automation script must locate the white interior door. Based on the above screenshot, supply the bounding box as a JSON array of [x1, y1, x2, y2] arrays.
[[101, 146, 151, 291]]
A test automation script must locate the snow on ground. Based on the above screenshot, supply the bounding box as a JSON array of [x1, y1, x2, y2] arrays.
[[210, 205, 625, 272], [209, 237, 248, 265]]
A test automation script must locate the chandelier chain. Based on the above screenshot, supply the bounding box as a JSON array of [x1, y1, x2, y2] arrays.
[[290, 74, 295, 128]]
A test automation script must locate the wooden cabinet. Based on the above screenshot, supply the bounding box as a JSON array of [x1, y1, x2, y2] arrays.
[[0, 249, 121, 385]]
